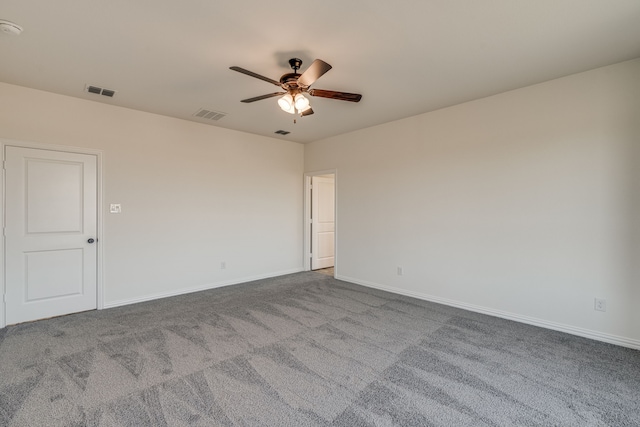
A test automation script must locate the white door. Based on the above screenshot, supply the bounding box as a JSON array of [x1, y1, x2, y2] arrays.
[[311, 175, 335, 270], [5, 146, 98, 325]]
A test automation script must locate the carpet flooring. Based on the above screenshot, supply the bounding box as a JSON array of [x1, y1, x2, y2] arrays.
[[314, 267, 334, 277], [0, 272, 638, 426]]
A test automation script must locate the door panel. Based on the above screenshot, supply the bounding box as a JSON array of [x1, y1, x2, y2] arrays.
[[311, 175, 335, 270], [317, 233, 334, 259], [26, 159, 84, 233], [5, 146, 98, 325], [25, 249, 84, 301]]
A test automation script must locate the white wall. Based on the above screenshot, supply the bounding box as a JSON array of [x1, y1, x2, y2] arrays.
[[305, 59, 640, 348], [0, 82, 304, 318]]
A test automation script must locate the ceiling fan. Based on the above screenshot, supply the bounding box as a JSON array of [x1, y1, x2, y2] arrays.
[[230, 58, 362, 117]]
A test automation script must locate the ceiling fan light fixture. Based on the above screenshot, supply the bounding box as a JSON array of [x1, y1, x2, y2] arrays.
[[294, 93, 310, 111], [231, 58, 362, 117], [278, 93, 294, 111]]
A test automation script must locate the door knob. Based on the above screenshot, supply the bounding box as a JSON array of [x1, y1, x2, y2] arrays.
[[88, 238, 95, 244]]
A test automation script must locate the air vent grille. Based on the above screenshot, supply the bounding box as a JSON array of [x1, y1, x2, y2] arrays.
[[274, 130, 290, 135], [85, 84, 116, 97], [193, 108, 226, 121]]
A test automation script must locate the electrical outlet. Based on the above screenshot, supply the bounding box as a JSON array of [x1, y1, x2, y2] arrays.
[[221, 262, 226, 270], [397, 266, 403, 276], [594, 298, 606, 312]]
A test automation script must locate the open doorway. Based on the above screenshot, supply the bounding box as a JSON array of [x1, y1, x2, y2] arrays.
[[304, 171, 336, 276]]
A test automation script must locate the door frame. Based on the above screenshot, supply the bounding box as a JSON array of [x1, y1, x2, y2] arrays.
[[0, 138, 104, 328], [303, 169, 337, 274]]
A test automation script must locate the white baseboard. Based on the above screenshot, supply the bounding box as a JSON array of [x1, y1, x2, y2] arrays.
[[336, 274, 640, 351], [103, 268, 304, 309]]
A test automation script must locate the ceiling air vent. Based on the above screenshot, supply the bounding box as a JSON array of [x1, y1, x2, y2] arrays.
[[193, 108, 226, 121], [274, 130, 290, 135], [85, 84, 116, 97]]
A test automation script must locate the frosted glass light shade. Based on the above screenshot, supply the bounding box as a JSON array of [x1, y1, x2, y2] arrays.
[[294, 94, 310, 111], [278, 94, 293, 111]]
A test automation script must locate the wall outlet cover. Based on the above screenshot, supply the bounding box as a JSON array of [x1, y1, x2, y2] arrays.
[[594, 298, 607, 312]]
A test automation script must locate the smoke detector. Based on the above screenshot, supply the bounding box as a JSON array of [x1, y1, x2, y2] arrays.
[[0, 20, 23, 36]]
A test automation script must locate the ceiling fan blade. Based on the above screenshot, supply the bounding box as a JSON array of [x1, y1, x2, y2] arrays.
[[230, 66, 281, 86], [297, 59, 332, 88], [300, 108, 314, 117], [308, 89, 362, 102], [240, 92, 285, 103]]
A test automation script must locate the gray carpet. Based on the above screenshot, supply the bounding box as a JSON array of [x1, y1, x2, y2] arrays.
[[314, 267, 334, 277], [0, 272, 638, 426]]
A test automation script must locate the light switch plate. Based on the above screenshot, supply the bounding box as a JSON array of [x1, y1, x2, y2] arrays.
[[110, 204, 122, 214]]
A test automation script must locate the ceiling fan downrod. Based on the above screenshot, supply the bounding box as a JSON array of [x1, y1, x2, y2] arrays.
[[288, 58, 303, 73]]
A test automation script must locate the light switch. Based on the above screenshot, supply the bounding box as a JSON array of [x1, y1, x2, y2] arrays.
[[110, 204, 122, 214]]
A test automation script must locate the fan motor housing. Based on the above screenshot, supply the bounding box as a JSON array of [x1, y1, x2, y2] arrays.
[[280, 73, 302, 91]]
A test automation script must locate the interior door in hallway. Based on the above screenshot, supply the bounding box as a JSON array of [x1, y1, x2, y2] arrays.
[[4, 146, 98, 325], [311, 175, 335, 270]]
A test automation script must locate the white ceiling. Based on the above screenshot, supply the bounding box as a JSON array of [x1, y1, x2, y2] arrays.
[[1, 1, 639, 143]]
